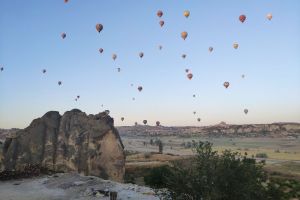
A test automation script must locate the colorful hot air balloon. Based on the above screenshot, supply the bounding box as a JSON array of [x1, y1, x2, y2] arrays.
[[99, 48, 104, 53], [187, 73, 193, 80], [156, 121, 160, 126], [209, 47, 214, 52], [96, 24, 103, 33], [182, 54, 186, 59], [223, 82, 230, 89], [138, 86, 143, 92], [184, 10, 190, 18], [139, 52, 144, 58], [64, 0, 68, 3], [244, 109, 248, 114], [143, 120, 147, 125], [181, 31, 188, 40], [42, 69, 46, 74], [1, 67, 4, 71], [239, 15, 246, 23], [112, 54, 117, 61], [61, 33, 66, 39], [121, 117, 124, 121], [197, 118, 201, 122], [157, 10, 163, 18], [266, 13, 273, 20], [58, 81, 62, 86], [159, 20, 165, 27], [233, 43, 239, 49]]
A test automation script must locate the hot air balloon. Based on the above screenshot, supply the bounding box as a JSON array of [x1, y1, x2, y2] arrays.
[[156, 121, 160, 126], [239, 15, 246, 23], [132, 97, 135, 101], [77, 95, 80, 99], [105, 110, 110, 115], [130, 83, 134, 87], [159, 20, 164, 27], [101, 104, 104, 107], [233, 43, 239, 49], [139, 52, 144, 58], [181, 31, 188, 40], [193, 111, 196, 115], [61, 33, 66, 39], [157, 10, 163, 18], [185, 69, 189, 73], [121, 117, 124, 121], [209, 47, 213, 52], [64, 0, 68, 3], [223, 82, 230, 89], [99, 48, 104, 53], [138, 86, 143, 92], [266, 13, 273, 20], [197, 118, 201, 122], [112, 54, 117, 61], [182, 54, 186, 59], [244, 109, 248, 114], [143, 120, 147, 125], [187, 73, 193, 80], [241, 74, 245, 78], [117, 68, 121, 72], [42, 69, 46, 73], [58, 81, 62, 86], [135, 122, 138, 126], [0, 67, 3, 71], [158, 45, 162, 50], [184, 10, 190, 18], [193, 94, 196, 98], [96, 24, 103, 33]]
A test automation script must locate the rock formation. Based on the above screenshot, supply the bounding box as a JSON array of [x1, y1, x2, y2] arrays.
[[0, 109, 125, 182]]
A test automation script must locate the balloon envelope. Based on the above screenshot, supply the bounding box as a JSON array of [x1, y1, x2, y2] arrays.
[[157, 10, 163, 18], [184, 10, 190, 18], [61, 33, 66, 39], [138, 86, 143, 92], [143, 120, 147, 125], [96, 24, 103, 33], [267, 13, 273, 20], [187, 73, 193, 80], [181, 31, 188, 40], [239, 15, 246, 23], [223, 82, 230, 88], [159, 20, 164, 27]]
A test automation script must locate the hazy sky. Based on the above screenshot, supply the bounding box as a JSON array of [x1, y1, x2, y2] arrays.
[[1, 0, 300, 128]]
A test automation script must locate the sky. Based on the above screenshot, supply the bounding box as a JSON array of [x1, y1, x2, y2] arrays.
[[0, 0, 300, 128]]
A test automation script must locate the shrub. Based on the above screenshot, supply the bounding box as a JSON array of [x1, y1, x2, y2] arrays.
[[256, 153, 268, 158]]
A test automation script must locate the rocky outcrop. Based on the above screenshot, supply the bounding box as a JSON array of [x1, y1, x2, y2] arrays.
[[1, 109, 125, 182]]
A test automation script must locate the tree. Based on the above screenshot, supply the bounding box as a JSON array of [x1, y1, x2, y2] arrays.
[[160, 141, 283, 200]]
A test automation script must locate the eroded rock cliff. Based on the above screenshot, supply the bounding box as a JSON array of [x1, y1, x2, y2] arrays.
[[1, 109, 125, 182]]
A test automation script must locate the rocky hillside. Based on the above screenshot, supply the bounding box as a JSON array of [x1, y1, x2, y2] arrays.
[[117, 122, 300, 138], [0, 109, 125, 182]]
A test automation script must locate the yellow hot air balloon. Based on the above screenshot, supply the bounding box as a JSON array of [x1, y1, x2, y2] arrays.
[[181, 31, 188, 40], [266, 13, 273, 20], [184, 10, 190, 18]]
